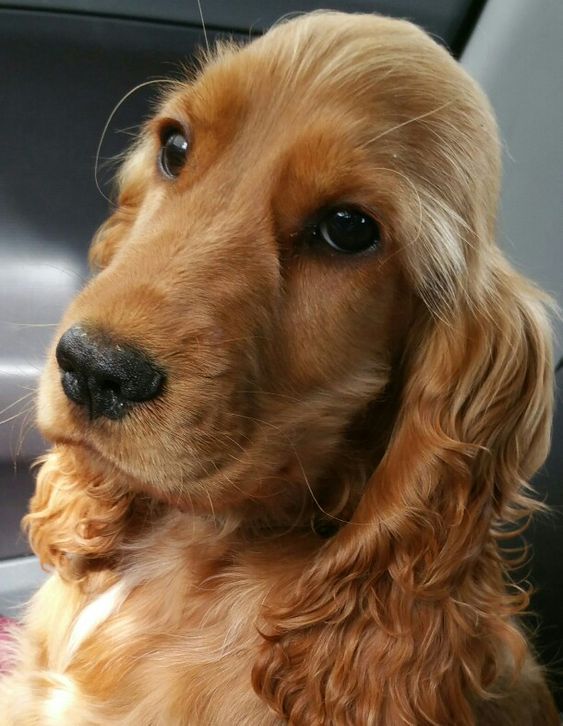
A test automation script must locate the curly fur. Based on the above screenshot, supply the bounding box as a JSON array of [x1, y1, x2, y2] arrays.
[[0, 11, 558, 725]]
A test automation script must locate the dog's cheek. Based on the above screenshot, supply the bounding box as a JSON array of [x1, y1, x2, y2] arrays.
[[277, 271, 399, 393]]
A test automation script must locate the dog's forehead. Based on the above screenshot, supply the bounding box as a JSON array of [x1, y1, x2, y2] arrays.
[[147, 12, 499, 299], [161, 14, 463, 137]]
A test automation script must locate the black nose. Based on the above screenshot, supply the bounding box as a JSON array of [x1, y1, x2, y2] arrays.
[[55, 326, 164, 420]]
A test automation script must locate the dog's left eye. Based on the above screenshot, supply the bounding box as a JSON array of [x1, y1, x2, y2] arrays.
[[313, 207, 381, 254], [159, 126, 189, 179]]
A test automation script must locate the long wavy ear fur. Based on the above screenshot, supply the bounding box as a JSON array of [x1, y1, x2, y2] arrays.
[[252, 251, 554, 723]]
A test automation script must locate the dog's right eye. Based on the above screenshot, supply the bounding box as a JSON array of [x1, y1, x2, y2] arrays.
[[159, 126, 189, 179], [307, 206, 382, 254]]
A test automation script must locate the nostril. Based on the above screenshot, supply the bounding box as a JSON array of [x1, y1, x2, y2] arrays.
[[61, 370, 88, 406], [98, 377, 122, 395], [121, 369, 164, 402], [56, 352, 75, 373]]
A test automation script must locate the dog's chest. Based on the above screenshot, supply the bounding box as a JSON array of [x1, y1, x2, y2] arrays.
[[46, 527, 285, 724]]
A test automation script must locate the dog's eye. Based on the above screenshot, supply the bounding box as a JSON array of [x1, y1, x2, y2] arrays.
[[159, 126, 189, 179], [314, 207, 381, 254]]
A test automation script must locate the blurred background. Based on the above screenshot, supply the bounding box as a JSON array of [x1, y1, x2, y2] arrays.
[[0, 0, 561, 708]]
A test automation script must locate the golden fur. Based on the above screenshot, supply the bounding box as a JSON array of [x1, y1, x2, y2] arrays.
[[0, 12, 558, 725]]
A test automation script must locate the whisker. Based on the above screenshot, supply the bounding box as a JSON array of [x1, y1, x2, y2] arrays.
[[291, 445, 353, 527], [215, 432, 247, 454], [15, 407, 37, 461], [0, 391, 35, 418], [226, 412, 284, 432], [196, 0, 210, 55], [12, 383, 39, 394], [95, 78, 178, 204], [0, 322, 58, 328], [0, 409, 30, 427], [41, 262, 89, 286], [366, 99, 455, 145]]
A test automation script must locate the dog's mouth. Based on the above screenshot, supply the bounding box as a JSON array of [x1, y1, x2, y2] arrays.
[[39, 394, 262, 513], [41, 433, 133, 485], [43, 433, 195, 513]]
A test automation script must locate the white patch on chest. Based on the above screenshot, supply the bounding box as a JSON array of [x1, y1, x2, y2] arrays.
[[42, 674, 77, 724], [62, 579, 131, 671]]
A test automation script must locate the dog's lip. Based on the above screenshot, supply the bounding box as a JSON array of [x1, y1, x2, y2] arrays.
[[41, 430, 130, 482]]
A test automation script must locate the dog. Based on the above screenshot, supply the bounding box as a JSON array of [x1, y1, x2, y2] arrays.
[[0, 11, 558, 725]]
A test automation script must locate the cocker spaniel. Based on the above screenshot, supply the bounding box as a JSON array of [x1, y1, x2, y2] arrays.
[[1, 11, 559, 725]]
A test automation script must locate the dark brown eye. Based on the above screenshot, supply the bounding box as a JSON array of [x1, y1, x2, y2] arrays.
[[159, 126, 189, 179], [314, 206, 381, 254]]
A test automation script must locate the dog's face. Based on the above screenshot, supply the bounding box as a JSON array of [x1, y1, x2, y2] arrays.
[[28, 15, 555, 720], [37, 13, 499, 514]]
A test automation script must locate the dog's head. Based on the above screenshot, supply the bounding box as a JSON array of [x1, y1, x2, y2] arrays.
[[29, 12, 554, 722], [39, 13, 550, 518]]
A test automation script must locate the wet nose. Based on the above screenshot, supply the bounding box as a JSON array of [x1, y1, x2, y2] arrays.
[[55, 325, 164, 420]]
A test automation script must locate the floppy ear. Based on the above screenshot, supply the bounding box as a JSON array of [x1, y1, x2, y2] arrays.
[[23, 447, 143, 581], [252, 250, 554, 724]]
